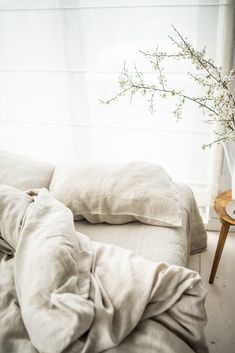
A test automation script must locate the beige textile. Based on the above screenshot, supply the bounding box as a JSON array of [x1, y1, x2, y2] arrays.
[[0, 186, 208, 353], [50, 162, 182, 227], [75, 183, 207, 267], [0, 150, 54, 190]]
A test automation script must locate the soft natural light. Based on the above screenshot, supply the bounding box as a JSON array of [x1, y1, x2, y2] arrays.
[[0, 0, 232, 207]]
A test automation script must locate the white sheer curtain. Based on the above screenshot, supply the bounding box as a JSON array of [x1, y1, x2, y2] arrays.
[[0, 0, 234, 208]]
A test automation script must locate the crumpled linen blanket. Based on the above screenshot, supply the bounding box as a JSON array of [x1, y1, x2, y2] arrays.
[[0, 185, 208, 353]]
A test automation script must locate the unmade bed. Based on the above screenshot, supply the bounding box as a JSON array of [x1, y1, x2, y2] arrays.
[[75, 183, 207, 267], [0, 153, 208, 353]]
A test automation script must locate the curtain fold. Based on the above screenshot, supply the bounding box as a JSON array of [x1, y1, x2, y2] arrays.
[[207, 0, 235, 229]]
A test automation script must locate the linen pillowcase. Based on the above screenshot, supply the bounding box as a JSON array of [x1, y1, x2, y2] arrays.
[[49, 162, 182, 227], [0, 150, 55, 190]]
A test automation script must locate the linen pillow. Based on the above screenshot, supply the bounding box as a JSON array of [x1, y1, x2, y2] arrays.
[[0, 150, 55, 190], [49, 162, 182, 227]]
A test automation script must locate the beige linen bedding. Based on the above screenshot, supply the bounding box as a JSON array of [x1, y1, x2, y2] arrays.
[[0, 185, 208, 353], [49, 162, 182, 227], [75, 183, 207, 267], [0, 151, 54, 190]]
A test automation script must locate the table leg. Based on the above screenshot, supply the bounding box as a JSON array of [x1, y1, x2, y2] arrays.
[[209, 221, 230, 284]]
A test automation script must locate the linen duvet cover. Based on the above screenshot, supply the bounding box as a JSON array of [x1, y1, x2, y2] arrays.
[[0, 185, 208, 353]]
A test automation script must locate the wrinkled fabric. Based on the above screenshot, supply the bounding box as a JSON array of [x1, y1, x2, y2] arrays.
[[0, 185, 208, 353]]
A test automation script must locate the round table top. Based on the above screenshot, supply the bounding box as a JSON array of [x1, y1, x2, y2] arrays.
[[214, 190, 235, 225]]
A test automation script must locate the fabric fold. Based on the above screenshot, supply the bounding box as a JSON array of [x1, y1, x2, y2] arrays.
[[0, 185, 208, 353]]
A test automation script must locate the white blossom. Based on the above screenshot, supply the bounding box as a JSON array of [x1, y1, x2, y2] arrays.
[[101, 26, 235, 148]]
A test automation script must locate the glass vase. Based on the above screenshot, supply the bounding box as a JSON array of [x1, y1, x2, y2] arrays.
[[223, 142, 235, 200]]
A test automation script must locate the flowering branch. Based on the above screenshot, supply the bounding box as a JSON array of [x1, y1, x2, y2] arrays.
[[101, 26, 235, 148]]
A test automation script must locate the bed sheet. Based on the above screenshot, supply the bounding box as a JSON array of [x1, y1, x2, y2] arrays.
[[75, 183, 207, 267]]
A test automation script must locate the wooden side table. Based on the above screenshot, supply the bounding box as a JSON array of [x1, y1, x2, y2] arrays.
[[209, 190, 235, 284]]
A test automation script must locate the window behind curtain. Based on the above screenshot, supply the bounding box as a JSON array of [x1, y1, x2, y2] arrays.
[[0, 0, 234, 207]]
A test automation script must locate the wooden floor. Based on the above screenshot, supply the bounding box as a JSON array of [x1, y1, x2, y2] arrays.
[[188, 231, 235, 353]]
